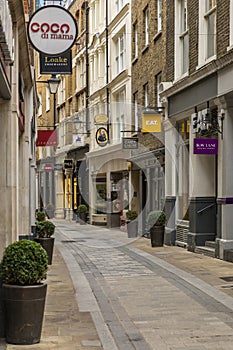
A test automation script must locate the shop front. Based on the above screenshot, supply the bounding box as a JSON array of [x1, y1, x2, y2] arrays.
[[162, 72, 222, 253], [87, 143, 131, 228]]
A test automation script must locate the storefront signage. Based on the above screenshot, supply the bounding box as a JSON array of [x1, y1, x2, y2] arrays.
[[36, 130, 57, 146], [54, 164, 63, 171], [122, 137, 138, 149], [44, 164, 53, 172], [94, 114, 108, 125], [40, 50, 72, 74], [142, 113, 161, 133], [194, 138, 218, 154], [27, 5, 78, 55], [73, 134, 84, 146], [96, 128, 108, 147], [191, 109, 209, 133], [63, 159, 74, 169]]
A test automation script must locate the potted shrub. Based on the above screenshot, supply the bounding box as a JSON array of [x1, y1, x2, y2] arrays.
[[36, 210, 46, 222], [147, 210, 166, 247], [34, 220, 55, 265], [126, 210, 138, 238], [0, 239, 48, 345], [78, 204, 87, 224]]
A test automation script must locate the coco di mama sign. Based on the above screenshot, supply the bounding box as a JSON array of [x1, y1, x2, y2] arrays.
[[27, 5, 78, 55]]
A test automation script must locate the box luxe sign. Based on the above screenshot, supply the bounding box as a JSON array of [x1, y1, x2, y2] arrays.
[[193, 138, 218, 155], [27, 5, 78, 55]]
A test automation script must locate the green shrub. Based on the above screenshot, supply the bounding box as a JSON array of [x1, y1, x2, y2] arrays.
[[126, 210, 138, 221], [36, 211, 46, 222], [0, 239, 48, 285], [35, 220, 55, 238], [147, 210, 166, 227], [78, 204, 87, 213]]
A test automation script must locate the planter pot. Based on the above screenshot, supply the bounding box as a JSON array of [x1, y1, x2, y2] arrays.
[[34, 237, 54, 265], [127, 220, 138, 238], [79, 212, 87, 224], [3, 283, 47, 345], [150, 225, 165, 247]]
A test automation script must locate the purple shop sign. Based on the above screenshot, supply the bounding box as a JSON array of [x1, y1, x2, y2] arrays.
[[194, 138, 218, 155]]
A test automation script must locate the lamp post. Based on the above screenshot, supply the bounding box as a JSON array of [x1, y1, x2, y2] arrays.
[[47, 75, 60, 130], [47, 75, 60, 217]]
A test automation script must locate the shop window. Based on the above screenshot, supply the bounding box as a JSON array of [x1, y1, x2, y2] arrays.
[[177, 119, 190, 220]]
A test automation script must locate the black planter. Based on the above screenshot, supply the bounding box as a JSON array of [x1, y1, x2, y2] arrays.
[[127, 221, 138, 238], [3, 283, 47, 345], [79, 212, 87, 224], [150, 226, 165, 247], [34, 237, 54, 265]]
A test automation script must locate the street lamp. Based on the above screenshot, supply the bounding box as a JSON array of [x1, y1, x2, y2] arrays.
[[47, 75, 60, 130]]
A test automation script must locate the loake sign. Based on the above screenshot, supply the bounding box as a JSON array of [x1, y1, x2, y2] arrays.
[[27, 5, 78, 55], [40, 50, 72, 74]]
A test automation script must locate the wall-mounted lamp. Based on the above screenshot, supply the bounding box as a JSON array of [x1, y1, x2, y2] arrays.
[[47, 75, 60, 95], [47, 75, 60, 130]]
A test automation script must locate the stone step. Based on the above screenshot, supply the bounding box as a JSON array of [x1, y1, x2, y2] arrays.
[[205, 240, 216, 249], [195, 246, 215, 258]]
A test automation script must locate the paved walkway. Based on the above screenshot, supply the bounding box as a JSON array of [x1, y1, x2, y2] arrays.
[[4, 220, 233, 349]]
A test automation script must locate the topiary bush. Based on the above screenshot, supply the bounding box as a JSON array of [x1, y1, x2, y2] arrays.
[[35, 220, 55, 238], [147, 210, 166, 227], [78, 204, 87, 213], [0, 240, 48, 285], [36, 211, 46, 222], [126, 210, 138, 221]]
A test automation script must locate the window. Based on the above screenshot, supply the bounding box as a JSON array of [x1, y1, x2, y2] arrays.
[[230, 0, 233, 47], [175, 0, 189, 78], [133, 22, 138, 59], [45, 86, 50, 112], [143, 83, 149, 107], [58, 76, 65, 105], [116, 0, 124, 13], [115, 32, 125, 74], [38, 93, 42, 116], [133, 91, 138, 131], [157, 0, 162, 32], [198, 0, 216, 65], [155, 72, 162, 107], [115, 89, 125, 140], [144, 6, 149, 46], [205, 0, 216, 59]]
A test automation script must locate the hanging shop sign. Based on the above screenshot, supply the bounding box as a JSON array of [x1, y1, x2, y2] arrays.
[[122, 137, 138, 149], [40, 50, 72, 74], [44, 164, 53, 172], [27, 5, 78, 55], [63, 159, 74, 169], [73, 134, 85, 146], [142, 113, 161, 133], [193, 138, 218, 155], [96, 127, 108, 147], [94, 114, 108, 125], [36, 130, 57, 146], [191, 109, 209, 133]]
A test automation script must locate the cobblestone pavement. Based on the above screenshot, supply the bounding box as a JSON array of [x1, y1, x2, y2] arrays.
[[5, 219, 233, 349], [54, 220, 233, 350]]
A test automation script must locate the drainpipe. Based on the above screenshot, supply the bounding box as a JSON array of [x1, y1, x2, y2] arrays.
[[106, 0, 110, 136], [85, 1, 89, 132]]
